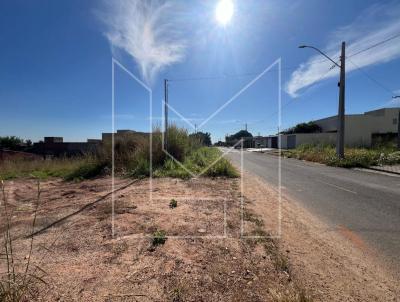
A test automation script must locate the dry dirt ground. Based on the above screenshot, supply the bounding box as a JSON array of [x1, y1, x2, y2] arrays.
[[1, 177, 303, 302], [0, 173, 399, 301]]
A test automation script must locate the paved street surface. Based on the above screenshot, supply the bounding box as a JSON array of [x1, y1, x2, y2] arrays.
[[224, 149, 400, 274]]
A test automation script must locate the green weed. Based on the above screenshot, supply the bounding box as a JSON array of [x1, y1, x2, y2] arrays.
[[169, 199, 178, 209], [152, 230, 167, 246]]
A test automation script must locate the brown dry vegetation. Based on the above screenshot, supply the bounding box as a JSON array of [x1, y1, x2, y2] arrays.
[[0, 177, 309, 302], [1, 171, 398, 301]]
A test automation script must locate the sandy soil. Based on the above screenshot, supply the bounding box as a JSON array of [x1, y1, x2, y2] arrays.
[[1, 171, 398, 301], [1, 177, 304, 302]]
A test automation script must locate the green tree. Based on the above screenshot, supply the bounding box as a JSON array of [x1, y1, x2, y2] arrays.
[[0, 136, 25, 150], [226, 130, 253, 141], [280, 122, 322, 134]]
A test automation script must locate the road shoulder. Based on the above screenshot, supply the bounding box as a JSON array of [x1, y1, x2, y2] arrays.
[[241, 169, 399, 301]]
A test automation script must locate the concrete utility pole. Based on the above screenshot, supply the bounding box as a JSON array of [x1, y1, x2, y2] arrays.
[[391, 96, 400, 149], [337, 42, 346, 158], [299, 42, 346, 158], [164, 79, 168, 151], [398, 109, 400, 150]]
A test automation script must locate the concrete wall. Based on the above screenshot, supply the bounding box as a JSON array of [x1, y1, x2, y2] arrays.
[[279, 135, 288, 149], [295, 133, 336, 147], [314, 108, 399, 147], [254, 136, 268, 148], [279, 133, 336, 149]]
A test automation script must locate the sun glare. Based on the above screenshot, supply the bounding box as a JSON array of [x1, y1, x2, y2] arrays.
[[215, 0, 234, 25]]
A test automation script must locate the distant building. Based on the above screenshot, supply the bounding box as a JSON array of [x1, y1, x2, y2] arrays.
[[30, 129, 153, 157], [32, 137, 100, 157], [87, 139, 102, 144], [266, 107, 399, 149], [253, 136, 268, 148], [44, 137, 63, 143]]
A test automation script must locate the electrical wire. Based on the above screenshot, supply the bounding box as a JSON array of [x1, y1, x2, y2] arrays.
[[168, 67, 299, 82], [347, 58, 395, 95], [347, 32, 400, 58]]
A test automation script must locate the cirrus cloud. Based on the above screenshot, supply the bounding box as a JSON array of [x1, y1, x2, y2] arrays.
[[99, 0, 187, 85], [286, 2, 400, 97]]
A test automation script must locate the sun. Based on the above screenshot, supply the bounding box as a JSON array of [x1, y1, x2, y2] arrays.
[[215, 0, 234, 25]]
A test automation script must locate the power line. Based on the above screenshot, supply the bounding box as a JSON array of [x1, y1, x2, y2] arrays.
[[168, 67, 299, 82], [347, 32, 400, 58], [250, 66, 337, 134], [347, 58, 395, 95]]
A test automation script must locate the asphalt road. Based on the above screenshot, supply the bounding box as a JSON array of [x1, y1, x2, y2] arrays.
[[224, 149, 400, 273]]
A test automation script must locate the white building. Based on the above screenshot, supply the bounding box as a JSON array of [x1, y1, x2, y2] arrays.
[[277, 107, 399, 149]]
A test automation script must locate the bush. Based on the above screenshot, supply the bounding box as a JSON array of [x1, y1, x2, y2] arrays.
[[64, 161, 107, 181], [152, 230, 167, 246], [204, 158, 238, 177], [284, 144, 400, 168], [169, 199, 178, 208], [0, 181, 47, 301], [1, 126, 239, 181], [0, 157, 90, 180]]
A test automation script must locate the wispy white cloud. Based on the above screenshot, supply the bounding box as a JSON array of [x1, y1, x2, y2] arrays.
[[286, 2, 400, 97], [99, 0, 186, 85]]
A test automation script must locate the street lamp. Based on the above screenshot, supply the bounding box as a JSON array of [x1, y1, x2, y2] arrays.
[[394, 96, 400, 149], [299, 42, 346, 158]]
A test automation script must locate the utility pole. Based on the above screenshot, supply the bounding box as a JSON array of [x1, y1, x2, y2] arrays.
[[397, 108, 400, 150], [299, 42, 346, 158], [337, 41, 346, 158], [393, 96, 400, 149], [164, 79, 168, 151]]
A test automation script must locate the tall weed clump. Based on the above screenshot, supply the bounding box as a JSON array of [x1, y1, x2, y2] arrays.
[[0, 180, 46, 301], [284, 143, 400, 168], [1, 125, 238, 180]]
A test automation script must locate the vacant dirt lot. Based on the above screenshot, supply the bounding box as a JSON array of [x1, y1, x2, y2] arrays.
[[1, 177, 305, 301], [1, 173, 398, 301]]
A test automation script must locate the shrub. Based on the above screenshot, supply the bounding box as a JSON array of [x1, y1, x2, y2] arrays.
[[284, 144, 400, 168], [128, 154, 150, 177], [1, 126, 239, 181], [152, 230, 167, 246], [0, 181, 47, 301], [166, 125, 191, 162], [204, 158, 238, 177], [0, 157, 89, 180], [169, 199, 178, 208], [64, 161, 107, 181]]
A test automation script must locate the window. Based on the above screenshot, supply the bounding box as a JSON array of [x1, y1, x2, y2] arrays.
[[393, 118, 398, 125]]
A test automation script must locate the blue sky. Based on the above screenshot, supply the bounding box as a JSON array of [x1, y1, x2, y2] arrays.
[[1, 0, 399, 143]]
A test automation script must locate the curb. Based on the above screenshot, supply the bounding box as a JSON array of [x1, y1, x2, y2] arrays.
[[364, 167, 400, 176]]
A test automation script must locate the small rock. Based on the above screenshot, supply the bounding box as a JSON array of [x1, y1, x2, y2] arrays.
[[198, 228, 206, 233]]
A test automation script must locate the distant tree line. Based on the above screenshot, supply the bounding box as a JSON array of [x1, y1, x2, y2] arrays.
[[225, 130, 253, 146], [280, 122, 322, 135], [0, 136, 32, 151]]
